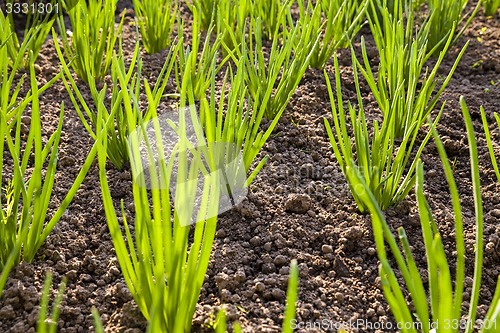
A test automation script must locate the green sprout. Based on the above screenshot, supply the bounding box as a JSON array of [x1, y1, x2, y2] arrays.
[[56, 0, 125, 84], [347, 97, 500, 333], [133, 0, 177, 54], [324, 53, 439, 212]]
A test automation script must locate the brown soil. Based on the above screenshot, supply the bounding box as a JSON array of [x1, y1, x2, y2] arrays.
[[1, 2, 500, 333]]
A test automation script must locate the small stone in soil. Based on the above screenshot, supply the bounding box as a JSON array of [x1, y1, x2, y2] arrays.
[[262, 263, 276, 274], [0, 305, 16, 319], [255, 282, 265, 292], [273, 255, 288, 266], [300, 163, 314, 178], [322, 244, 333, 254], [284, 194, 312, 214], [344, 226, 363, 240], [272, 288, 286, 301]]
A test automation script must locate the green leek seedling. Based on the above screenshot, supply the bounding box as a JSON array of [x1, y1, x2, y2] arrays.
[[176, 12, 230, 100], [133, 0, 177, 54], [282, 260, 299, 333], [91, 308, 105, 333], [108, 259, 298, 332], [215, 0, 249, 57], [361, 0, 468, 138], [0, 32, 28, 126], [251, 0, 293, 40], [177, 38, 286, 205], [481, 108, 500, 182], [97, 27, 301, 329], [0, 28, 60, 128], [0, 8, 55, 68], [98, 81, 222, 332], [56, 0, 124, 83], [0, 46, 58, 296], [37, 273, 67, 333], [97, 28, 240, 330], [187, 0, 290, 39], [195, 32, 304, 182], [426, 0, 480, 55], [0, 61, 98, 296], [346, 97, 500, 333], [196, 51, 265, 185], [242, 10, 320, 120], [483, 0, 500, 16], [186, 0, 217, 30], [300, 0, 367, 69], [324, 54, 439, 212], [55, 33, 179, 170], [0, 11, 20, 68]]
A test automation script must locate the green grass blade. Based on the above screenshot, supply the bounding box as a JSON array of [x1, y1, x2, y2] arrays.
[[481, 108, 500, 182], [282, 259, 299, 333], [460, 97, 484, 333]]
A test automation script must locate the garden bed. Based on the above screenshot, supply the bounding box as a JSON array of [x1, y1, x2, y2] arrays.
[[0, 1, 500, 332]]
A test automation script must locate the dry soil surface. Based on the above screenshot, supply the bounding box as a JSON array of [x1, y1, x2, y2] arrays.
[[1, 2, 500, 333]]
